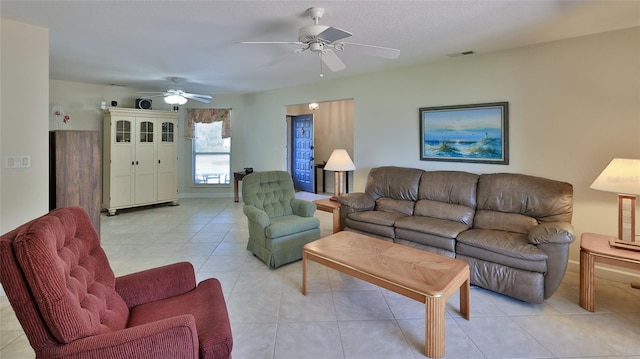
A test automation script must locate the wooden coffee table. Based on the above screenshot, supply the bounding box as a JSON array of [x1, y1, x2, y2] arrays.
[[302, 231, 470, 358]]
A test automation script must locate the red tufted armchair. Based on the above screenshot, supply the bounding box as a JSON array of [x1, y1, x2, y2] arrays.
[[0, 206, 233, 358]]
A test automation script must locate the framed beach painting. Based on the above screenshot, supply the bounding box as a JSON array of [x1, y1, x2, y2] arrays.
[[419, 102, 509, 164]]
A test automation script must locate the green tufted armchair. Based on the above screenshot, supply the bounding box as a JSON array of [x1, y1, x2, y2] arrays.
[[242, 171, 321, 268]]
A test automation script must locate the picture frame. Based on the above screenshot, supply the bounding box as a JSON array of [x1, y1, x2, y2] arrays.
[[419, 102, 509, 164]]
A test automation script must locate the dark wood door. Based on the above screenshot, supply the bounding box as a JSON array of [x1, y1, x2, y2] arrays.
[[49, 131, 101, 234], [291, 114, 314, 192]]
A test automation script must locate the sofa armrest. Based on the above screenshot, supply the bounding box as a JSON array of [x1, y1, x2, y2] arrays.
[[52, 315, 199, 358], [243, 205, 271, 227], [291, 198, 316, 217], [528, 222, 575, 245], [337, 192, 375, 211], [116, 262, 196, 309]]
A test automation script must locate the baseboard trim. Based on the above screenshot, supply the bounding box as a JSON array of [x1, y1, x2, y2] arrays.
[[178, 193, 233, 199], [567, 259, 640, 284]]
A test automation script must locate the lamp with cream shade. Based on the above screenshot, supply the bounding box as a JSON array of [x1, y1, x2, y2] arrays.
[[590, 158, 640, 244], [324, 149, 355, 201]]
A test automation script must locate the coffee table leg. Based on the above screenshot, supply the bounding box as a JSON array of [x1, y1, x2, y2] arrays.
[[580, 249, 595, 312], [302, 251, 308, 295], [332, 208, 341, 233], [425, 296, 445, 358], [460, 277, 470, 320]]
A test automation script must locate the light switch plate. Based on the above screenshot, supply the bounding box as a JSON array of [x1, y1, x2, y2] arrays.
[[5, 156, 30, 168]]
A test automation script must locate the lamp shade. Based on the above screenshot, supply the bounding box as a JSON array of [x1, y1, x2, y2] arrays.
[[590, 158, 640, 195], [324, 149, 355, 171]]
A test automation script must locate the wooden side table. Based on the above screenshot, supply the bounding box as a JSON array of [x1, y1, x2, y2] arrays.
[[313, 198, 341, 233], [233, 172, 248, 202], [580, 232, 640, 312]]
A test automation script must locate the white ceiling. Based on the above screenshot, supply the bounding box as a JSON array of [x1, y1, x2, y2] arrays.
[[1, 1, 638, 96]]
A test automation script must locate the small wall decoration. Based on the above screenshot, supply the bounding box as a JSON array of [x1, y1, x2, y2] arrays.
[[419, 102, 509, 164]]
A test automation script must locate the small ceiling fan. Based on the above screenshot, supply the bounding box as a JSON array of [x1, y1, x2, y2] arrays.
[[241, 7, 400, 76], [140, 78, 212, 105]]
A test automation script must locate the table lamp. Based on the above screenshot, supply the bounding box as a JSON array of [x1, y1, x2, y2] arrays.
[[590, 158, 640, 244], [324, 149, 355, 201]]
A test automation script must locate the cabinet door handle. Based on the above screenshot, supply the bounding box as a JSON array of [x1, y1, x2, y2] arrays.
[[131, 161, 135, 166], [158, 160, 161, 164], [136, 161, 139, 165]]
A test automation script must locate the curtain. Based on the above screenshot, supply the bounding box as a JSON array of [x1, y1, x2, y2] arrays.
[[186, 108, 231, 139]]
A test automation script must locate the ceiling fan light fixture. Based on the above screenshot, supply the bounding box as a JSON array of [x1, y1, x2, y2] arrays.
[[164, 94, 187, 105]]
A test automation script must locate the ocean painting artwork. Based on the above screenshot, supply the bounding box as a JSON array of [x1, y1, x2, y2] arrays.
[[419, 102, 508, 164]]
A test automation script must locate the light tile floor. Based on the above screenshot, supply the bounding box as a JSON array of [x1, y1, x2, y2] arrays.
[[2, 196, 640, 359]]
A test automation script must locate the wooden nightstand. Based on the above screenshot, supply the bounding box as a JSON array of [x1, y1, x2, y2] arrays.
[[313, 198, 342, 233]]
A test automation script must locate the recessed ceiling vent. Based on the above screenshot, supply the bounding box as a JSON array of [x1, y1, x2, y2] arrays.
[[446, 50, 476, 58]]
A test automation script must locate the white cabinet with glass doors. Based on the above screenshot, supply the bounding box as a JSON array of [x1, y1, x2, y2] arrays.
[[102, 108, 178, 215]]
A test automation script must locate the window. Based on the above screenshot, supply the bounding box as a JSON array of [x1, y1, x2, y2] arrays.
[[193, 121, 231, 185]]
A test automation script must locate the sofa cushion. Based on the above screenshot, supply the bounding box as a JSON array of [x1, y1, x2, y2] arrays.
[[395, 229, 456, 253], [348, 210, 407, 227], [376, 198, 415, 215], [345, 210, 406, 238], [414, 200, 474, 226], [395, 216, 469, 240], [344, 219, 397, 239], [13, 207, 129, 344], [476, 173, 573, 223], [457, 229, 548, 262], [473, 210, 538, 234], [418, 170, 479, 209], [365, 166, 423, 201]]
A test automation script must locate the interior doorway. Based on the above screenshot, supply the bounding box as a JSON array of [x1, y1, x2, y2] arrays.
[[291, 114, 314, 192], [285, 99, 354, 195]]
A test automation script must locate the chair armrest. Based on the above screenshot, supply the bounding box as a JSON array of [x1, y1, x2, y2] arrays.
[[54, 315, 199, 358], [116, 262, 196, 309], [337, 192, 375, 211], [243, 205, 271, 227], [529, 222, 575, 245], [291, 198, 316, 217]]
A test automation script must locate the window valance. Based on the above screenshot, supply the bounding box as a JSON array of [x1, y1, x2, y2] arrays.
[[186, 108, 231, 139]]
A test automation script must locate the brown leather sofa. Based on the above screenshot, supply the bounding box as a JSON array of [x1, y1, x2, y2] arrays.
[[338, 166, 575, 303]]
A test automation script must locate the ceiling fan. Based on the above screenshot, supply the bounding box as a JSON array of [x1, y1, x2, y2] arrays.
[[241, 7, 400, 76], [140, 78, 213, 105]]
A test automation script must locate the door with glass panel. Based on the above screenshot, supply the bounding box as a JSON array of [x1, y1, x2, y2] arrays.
[[109, 117, 135, 207], [134, 119, 157, 204], [157, 119, 178, 201]]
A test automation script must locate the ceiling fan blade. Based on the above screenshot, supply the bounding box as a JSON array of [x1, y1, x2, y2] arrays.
[[182, 93, 211, 104], [318, 26, 352, 43], [240, 41, 304, 45], [187, 97, 211, 104], [320, 50, 346, 72], [138, 93, 168, 98], [341, 42, 400, 59], [183, 93, 213, 100]]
